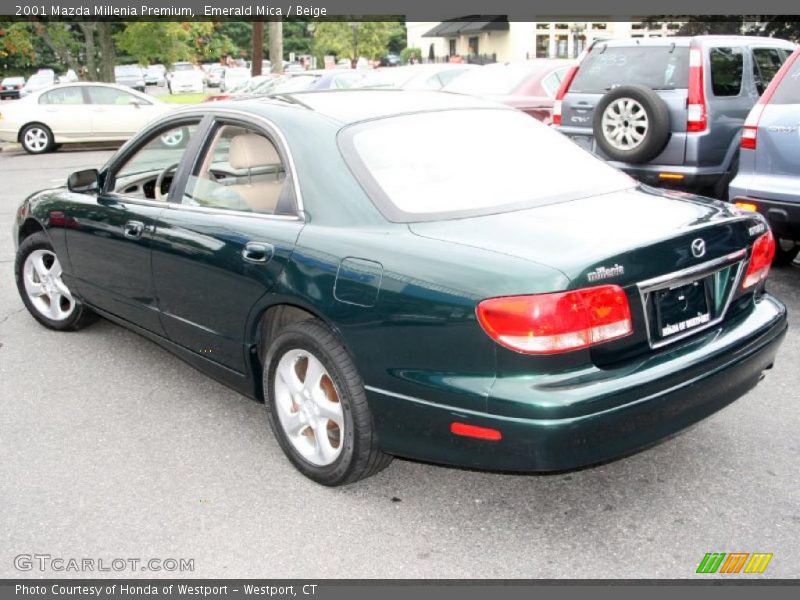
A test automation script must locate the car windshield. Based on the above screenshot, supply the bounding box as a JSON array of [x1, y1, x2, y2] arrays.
[[115, 66, 142, 75], [172, 63, 194, 71], [570, 45, 690, 93], [444, 64, 540, 95], [354, 68, 415, 89], [343, 108, 634, 221]]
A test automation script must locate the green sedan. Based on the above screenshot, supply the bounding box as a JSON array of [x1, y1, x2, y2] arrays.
[[13, 91, 788, 485]]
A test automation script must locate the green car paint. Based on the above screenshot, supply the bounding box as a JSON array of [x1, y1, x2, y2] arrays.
[[13, 91, 788, 473]]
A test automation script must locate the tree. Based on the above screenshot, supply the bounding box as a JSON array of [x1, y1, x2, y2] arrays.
[[268, 20, 283, 73], [252, 21, 264, 75], [312, 21, 402, 66], [31, 21, 115, 82]]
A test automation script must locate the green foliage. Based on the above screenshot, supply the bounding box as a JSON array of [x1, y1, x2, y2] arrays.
[[115, 22, 193, 67], [312, 21, 404, 63], [400, 47, 422, 64]]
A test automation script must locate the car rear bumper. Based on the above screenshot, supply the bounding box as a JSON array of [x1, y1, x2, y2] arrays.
[[367, 294, 787, 472], [730, 192, 800, 241]]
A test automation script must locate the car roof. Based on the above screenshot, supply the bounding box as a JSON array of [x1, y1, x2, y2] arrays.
[[594, 36, 796, 49], [209, 89, 508, 126]]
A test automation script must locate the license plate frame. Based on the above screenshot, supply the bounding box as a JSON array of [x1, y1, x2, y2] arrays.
[[654, 277, 712, 341]]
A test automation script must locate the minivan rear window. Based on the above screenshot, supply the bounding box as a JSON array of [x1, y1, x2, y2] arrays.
[[771, 62, 800, 105], [569, 45, 690, 93]]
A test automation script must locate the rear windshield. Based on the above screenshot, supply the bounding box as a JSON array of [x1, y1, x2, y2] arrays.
[[771, 60, 800, 104], [570, 45, 690, 93], [340, 109, 634, 222]]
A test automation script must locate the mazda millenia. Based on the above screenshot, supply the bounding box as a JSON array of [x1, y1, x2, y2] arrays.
[[13, 91, 787, 485]]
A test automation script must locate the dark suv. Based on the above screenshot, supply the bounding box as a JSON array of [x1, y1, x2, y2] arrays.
[[554, 36, 796, 197]]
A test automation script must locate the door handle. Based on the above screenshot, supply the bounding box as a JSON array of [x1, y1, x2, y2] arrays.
[[122, 220, 145, 240], [242, 242, 274, 263]]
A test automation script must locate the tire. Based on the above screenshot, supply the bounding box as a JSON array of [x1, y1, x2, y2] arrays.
[[773, 239, 800, 266], [159, 127, 187, 149], [20, 123, 54, 154], [264, 319, 392, 486], [593, 84, 671, 164], [15, 232, 98, 331]]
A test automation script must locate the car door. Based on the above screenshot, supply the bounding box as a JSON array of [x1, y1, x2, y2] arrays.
[[151, 116, 305, 373], [85, 85, 163, 140], [37, 86, 92, 139], [64, 118, 203, 334]]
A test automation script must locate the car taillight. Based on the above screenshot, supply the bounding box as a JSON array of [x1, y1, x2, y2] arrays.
[[552, 64, 579, 126], [742, 231, 775, 289], [687, 47, 707, 133], [741, 103, 765, 150], [476, 285, 633, 354]]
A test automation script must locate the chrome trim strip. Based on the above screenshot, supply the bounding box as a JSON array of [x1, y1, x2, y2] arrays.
[[637, 249, 748, 350], [109, 106, 306, 223]]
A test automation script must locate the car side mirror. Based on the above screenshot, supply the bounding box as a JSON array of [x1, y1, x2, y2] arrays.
[[68, 169, 99, 193]]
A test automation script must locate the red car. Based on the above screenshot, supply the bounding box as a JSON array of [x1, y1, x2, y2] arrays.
[[443, 59, 574, 123]]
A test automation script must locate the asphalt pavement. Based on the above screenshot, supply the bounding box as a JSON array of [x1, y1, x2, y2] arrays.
[[1, 147, 798, 579]]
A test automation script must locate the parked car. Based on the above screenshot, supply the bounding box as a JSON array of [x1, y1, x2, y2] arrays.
[[12, 91, 786, 485], [114, 65, 146, 92], [205, 64, 224, 87], [380, 53, 401, 67], [0, 83, 172, 154], [555, 36, 796, 198], [203, 74, 281, 102], [167, 62, 204, 94], [220, 67, 251, 93], [1, 76, 25, 100], [144, 64, 166, 87], [443, 59, 574, 123], [353, 64, 476, 90], [19, 70, 56, 98], [730, 47, 800, 265]]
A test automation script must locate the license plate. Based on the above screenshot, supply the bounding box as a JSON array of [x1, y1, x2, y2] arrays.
[[654, 278, 711, 339]]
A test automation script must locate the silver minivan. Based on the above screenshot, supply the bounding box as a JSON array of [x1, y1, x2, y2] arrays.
[[730, 47, 800, 265], [555, 36, 796, 198]]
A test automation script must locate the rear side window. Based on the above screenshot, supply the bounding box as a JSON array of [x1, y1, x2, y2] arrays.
[[709, 47, 744, 96], [752, 48, 787, 94], [770, 60, 800, 105], [39, 87, 84, 105], [569, 46, 690, 93]]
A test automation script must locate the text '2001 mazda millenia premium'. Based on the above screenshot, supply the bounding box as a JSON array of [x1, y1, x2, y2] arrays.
[[13, 91, 787, 485]]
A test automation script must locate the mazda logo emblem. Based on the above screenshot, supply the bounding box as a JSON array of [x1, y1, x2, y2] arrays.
[[691, 238, 706, 258]]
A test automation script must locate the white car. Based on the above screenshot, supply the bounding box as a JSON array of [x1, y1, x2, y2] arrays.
[[220, 67, 251, 93], [167, 62, 204, 94], [20, 70, 56, 98], [0, 83, 173, 154]]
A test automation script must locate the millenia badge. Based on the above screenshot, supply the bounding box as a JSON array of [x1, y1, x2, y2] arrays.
[[696, 552, 773, 574]]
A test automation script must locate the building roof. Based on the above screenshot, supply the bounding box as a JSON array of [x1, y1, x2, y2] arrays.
[[423, 16, 510, 38]]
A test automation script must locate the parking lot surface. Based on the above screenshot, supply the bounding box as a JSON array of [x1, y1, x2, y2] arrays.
[[1, 147, 799, 578]]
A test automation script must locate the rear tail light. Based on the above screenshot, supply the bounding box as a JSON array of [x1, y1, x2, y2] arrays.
[[742, 231, 776, 289], [687, 47, 707, 133], [552, 64, 579, 126], [476, 285, 633, 354], [741, 103, 765, 150]]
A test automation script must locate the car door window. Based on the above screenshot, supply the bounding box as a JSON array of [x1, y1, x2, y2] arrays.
[[709, 47, 744, 96], [182, 124, 294, 215], [752, 48, 788, 95], [88, 86, 150, 106], [108, 123, 199, 200], [39, 87, 84, 105]]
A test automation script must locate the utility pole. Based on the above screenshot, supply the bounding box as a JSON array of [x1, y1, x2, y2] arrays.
[[269, 19, 283, 74], [252, 21, 264, 76]]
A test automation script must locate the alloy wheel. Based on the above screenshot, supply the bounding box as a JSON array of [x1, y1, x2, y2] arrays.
[[22, 249, 75, 321], [601, 98, 649, 151], [23, 127, 50, 153], [273, 349, 344, 467], [160, 129, 184, 147]]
